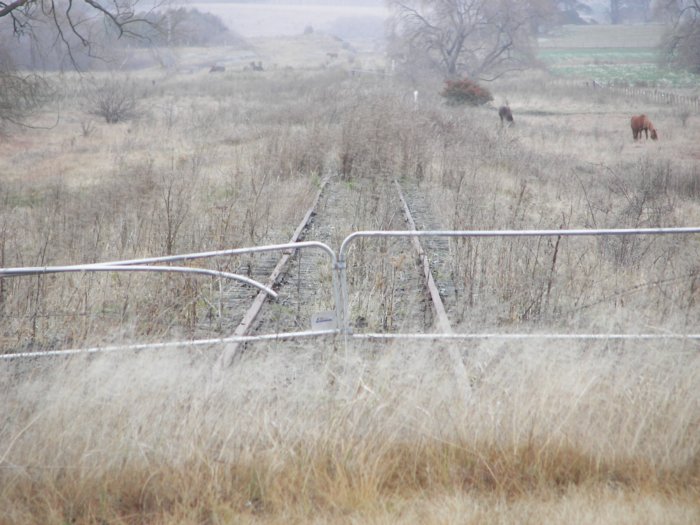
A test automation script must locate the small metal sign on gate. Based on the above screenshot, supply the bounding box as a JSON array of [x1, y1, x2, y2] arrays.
[[311, 311, 337, 331]]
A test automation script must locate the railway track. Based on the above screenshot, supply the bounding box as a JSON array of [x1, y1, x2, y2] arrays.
[[207, 173, 469, 388], [224, 175, 460, 349], [212, 174, 434, 366]]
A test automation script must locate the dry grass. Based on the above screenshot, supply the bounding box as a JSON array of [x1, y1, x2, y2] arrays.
[[1, 340, 698, 523], [1, 37, 700, 522]]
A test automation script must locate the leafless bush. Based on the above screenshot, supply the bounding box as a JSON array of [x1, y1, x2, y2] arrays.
[[158, 154, 202, 255], [675, 164, 700, 200], [677, 107, 691, 127], [260, 124, 329, 179], [79, 119, 95, 137], [0, 70, 52, 129], [337, 91, 433, 180], [88, 76, 138, 124], [161, 99, 179, 132]]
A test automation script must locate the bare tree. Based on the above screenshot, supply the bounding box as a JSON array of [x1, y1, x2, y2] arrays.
[[386, 0, 551, 80], [0, 1, 164, 126], [0, 71, 50, 128], [656, 0, 700, 73], [610, 0, 623, 23], [609, 0, 652, 23], [0, 1, 164, 67], [554, 0, 592, 23], [0, 49, 51, 129]]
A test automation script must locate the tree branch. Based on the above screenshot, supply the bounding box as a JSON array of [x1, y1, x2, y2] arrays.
[[0, 0, 31, 18]]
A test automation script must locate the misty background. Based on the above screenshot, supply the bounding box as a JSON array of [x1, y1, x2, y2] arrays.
[[183, 0, 389, 40], [179, 0, 631, 40], [0, 1, 666, 72]]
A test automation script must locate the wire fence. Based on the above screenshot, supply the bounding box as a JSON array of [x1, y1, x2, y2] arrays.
[[558, 78, 700, 112]]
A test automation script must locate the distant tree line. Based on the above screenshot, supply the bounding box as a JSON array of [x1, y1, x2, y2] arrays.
[[128, 8, 235, 47], [557, 1, 653, 24], [0, 5, 234, 71]]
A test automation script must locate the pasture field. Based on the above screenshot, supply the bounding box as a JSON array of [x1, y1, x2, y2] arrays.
[[1, 34, 699, 524], [539, 24, 700, 88], [540, 48, 700, 87], [538, 23, 665, 49]]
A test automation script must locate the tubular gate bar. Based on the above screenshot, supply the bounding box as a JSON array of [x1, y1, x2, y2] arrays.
[[1, 265, 280, 299], [2, 227, 700, 360]]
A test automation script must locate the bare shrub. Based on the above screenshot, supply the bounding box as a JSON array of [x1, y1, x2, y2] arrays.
[[261, 124, 329, 179], [79, 119, 95, 137], [161, 99, 179, 132], [605, 159, 677, 229], [675, 163, 700, 200], [158, 154, 202, 255], [337, 91, 433, 180], [88, 76, 138, 124], [677, 107, 691, 127], [0, 70, 52, 129]]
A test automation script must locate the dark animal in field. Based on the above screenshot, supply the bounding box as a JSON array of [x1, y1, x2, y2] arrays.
[[498, 105, 514, 125], [630, 114, 658, 140], [209, 65, 225, 73]]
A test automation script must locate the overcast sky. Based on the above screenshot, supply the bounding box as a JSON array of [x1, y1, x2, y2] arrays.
[[186, 0, 388, 39]]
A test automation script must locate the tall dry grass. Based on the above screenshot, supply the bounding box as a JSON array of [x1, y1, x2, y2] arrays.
[[1, 340, 698, 523]]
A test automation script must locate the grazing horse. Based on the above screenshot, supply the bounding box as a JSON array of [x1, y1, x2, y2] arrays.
[[498, 105, 514, 125], [630, 114, 658, 140]]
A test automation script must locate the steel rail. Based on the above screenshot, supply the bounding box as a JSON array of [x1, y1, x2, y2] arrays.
[[394, 180, 452, 333], [393, 181, 469, 398], [214, 175, 335, 372], [0, 264, 278, 298]]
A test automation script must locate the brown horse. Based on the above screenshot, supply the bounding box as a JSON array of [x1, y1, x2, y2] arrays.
[[499, 105, 514, 125], [630, 114, 658, 140]]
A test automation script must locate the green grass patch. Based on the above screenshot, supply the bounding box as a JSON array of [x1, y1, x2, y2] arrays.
[[545, 61, 700, 87], [539, 48, 658, 64], [538, 45, 700, 87]]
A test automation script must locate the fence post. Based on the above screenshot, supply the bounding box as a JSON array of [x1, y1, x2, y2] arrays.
[[334, 257, 350, 335]]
